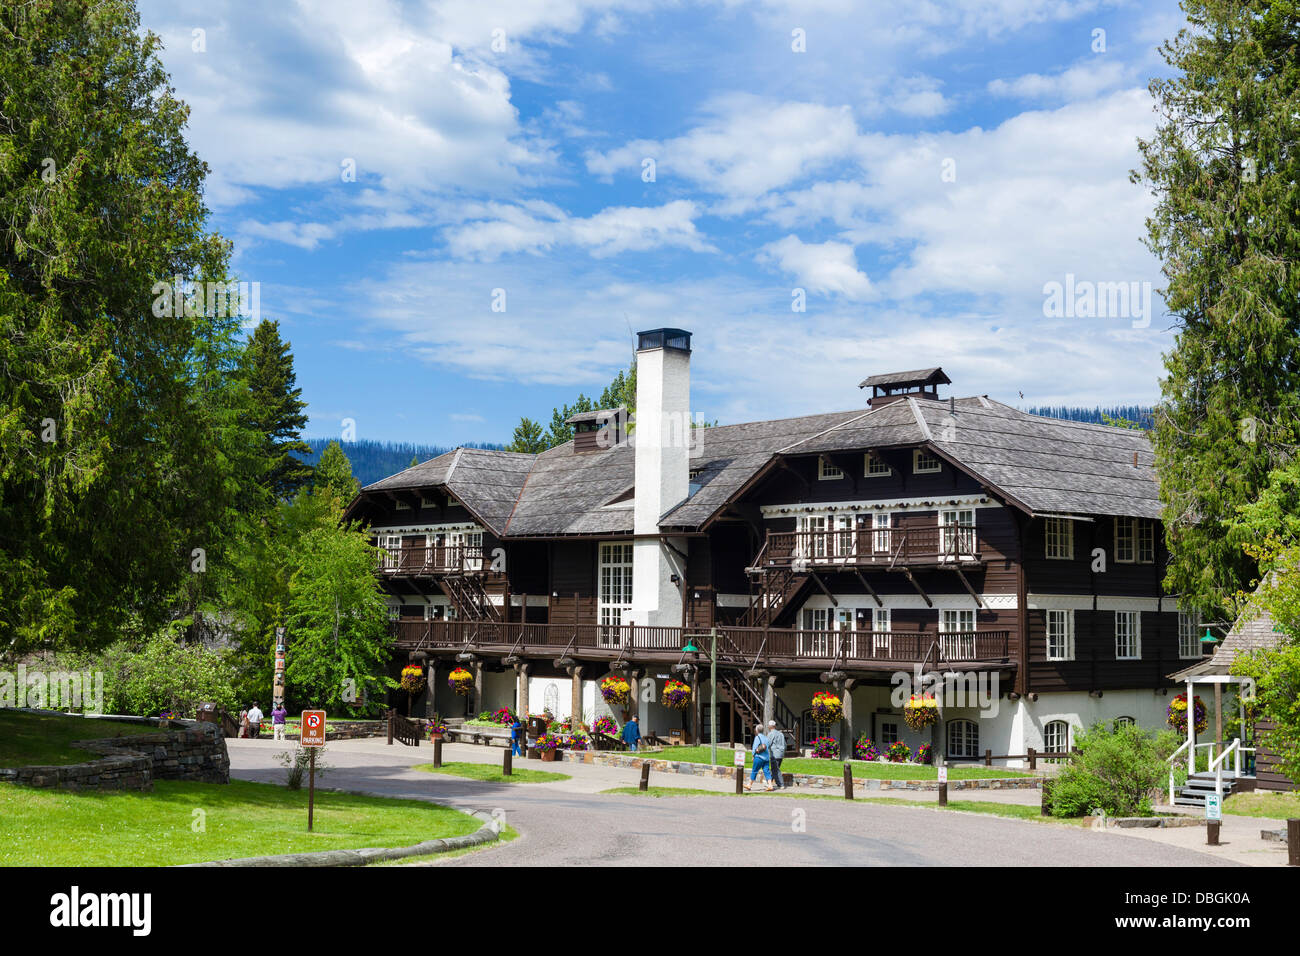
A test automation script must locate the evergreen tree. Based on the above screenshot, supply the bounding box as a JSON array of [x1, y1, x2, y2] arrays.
[[0, 0, 249, 653], [1135, 0, 1300, 618], [239, 319, 311, 500], [313, 441, 360, 511], [506, 417, 547, 454], [545, 393, 594, 447]]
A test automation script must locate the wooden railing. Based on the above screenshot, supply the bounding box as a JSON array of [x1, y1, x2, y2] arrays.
[[378, 544, 485, 575], [391, 620, 1013, 666], [761, 525, 981, 569], [386, 709, 422, 747]]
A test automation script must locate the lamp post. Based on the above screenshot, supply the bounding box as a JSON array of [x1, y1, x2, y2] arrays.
[[681, 630, 717, 766], [1201, 628, 1223, 746]]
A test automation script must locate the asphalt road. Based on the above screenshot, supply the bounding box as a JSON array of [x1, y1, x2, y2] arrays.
[[227, 739, 1239, 867]]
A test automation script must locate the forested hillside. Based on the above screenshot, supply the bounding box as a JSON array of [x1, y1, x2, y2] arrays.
[[1025, 406, 1155, 429], [301, 439, 505, 487]]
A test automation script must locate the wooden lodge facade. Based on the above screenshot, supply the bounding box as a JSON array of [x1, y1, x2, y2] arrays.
[[343, 331, 1209, 763]]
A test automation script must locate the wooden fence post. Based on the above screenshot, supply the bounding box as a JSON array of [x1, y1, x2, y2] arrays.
[[843, 762, 853, 800], [1028, 747, 1036, 771], [386, 712, 393, 746], [433, 737, 443, 768], [985, 749, 992, 767], [1289, 819, 1299, 867], [639, 762, 651, 792], [503, 747, 512, 776]]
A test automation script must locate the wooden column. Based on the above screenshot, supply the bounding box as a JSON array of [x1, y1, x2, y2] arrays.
[[840, 677, 858, 755], [515, 662, 531, 719], [471, 660, 483, 717], [568, 664, 585, 732], [425, 662, 439, 718], [689, 666, 701, 746]]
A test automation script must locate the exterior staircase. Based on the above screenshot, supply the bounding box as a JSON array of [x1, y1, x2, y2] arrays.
[[708, 628, 801, 743], [1173, 771, 1250, 808], [741, 565, 810, 627], [440, 574, 501, 622]]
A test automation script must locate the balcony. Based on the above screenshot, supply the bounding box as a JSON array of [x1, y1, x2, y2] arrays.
[[378, 543, 485, 576], [391, 620, 1012, 669], [758, 525, 982, 571]]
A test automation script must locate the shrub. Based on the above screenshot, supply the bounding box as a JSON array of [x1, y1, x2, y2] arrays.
[[810, 736, 839, 759], [1049, 722, 1174, 818], [275, 745, 330, 790]]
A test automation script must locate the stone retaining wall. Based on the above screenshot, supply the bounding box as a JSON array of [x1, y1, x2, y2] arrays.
[[560, 751, 1042, 791], [0, 714, 229, 792]]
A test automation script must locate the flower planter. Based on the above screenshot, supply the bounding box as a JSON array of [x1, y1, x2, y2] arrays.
[[540, 750, 557, 762]]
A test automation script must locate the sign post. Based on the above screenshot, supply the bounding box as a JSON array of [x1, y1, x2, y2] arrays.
[[301, 710, 326, 831], [1205, 792, 1222, 845]]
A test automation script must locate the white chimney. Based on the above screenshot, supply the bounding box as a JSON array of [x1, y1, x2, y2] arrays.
[[630, 328, 691, 628]]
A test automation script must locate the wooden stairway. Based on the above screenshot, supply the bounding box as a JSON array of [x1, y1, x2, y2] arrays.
[[440, 574, 501, 622], [741, 566, 810, 628]]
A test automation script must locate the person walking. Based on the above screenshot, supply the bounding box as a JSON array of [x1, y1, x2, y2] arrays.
[[621, 714, 641, 752], [767, 719, 787, 789], [246, 701, 264, 740], [271, 703, 288, 741], [238, 707, 250, 739], [746, 724, 774, 791], [510, 715, 524, 757]]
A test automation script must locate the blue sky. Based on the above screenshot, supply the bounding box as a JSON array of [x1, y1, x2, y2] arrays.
[[136, 0, 1187, 445]]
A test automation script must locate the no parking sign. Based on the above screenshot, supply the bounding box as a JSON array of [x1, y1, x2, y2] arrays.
[[301, 710, 326, 747]]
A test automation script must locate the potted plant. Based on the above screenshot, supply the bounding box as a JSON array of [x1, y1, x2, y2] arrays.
[[427, 717, 447, 742], [810, 736, 839, 759], [903, 694, 938, 731], [886, 741, 912, 762], [448, 667, 474, 697], [853, 734, 880, 761], [809, 691, 842, 724], [400, 664, 425, 715], [533, 732, 562, 761], [492, 706, 517, 726]]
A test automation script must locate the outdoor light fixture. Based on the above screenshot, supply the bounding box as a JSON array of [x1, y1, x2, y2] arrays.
[[1200, 627, 1219, 647], [682, 640, 700, 653]]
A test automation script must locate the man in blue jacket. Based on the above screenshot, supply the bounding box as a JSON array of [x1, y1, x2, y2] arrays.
[[621, 715, 641, 751], [510, 716, 524, 757], [766, 720, 787, 789]]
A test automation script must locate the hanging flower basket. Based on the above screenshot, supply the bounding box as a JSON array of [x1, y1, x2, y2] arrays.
[[809, 691, 842, 724], [400, 665, 426, 695], [810, 736, 839, 759], [448, 667, 474, 697], [1167, 693, 1207, 735], [903, 694, 939, 732], [853, 734, 880, 761], [662, 679, 692, 710], [592, 715, 619, 737], [886, 741, 912, 762], [600, 675, 631, 707]]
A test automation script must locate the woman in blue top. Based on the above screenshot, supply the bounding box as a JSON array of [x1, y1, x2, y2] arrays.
[[745, 727, 774, 791]]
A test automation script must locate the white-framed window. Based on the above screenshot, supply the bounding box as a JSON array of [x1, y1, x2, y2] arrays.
[[800, 608, 831, 657], [1044, 518, 1074, 560], [871, 607, 892, 655], [872, 512, 892, 553], [387, 604, 401, 622], [1113, 716, 1135, 728], [1043, 720, 1071, 761], [940, 609, 976, 660], [913, 448, 941, 474], [598, 542, 634, 628], [419, 497, 438, 508], [832, 514, 855, 558], [1115, 517, 1156, 564], [394, 499, 411, 511], [940, 508, 976, 559], [1046, 609, 1075, 661], [1177, 611, 1202, 659], [864, 452, 891, 477], [378, 534, 401, 569], [947, 719, 979, 759], [798, 514, 828, 559], [817, 457, 845, 480], [1115, 610, 1141, 659]]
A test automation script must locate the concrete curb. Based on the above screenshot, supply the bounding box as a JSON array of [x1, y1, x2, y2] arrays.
[[179, 819, 502, 867]]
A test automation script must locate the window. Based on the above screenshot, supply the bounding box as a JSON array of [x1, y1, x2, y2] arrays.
[[864, 452, 891, 477], [947, 719, 979, 759], [878, 718, 900, 746], [798, 515, 828, 559], [1046, 609, 1074, 661], [419, 497, 438, 508], [598, 542, 634, 628], [1115, 610, 1141, 659], [1044, 518, 1074, 560], [1043, 720, 1071, 762], [1115, 517, 1156, 564], [394, 499, 411, 511], [817, 458, 845, 480], [800, 608, 831, 657], [1113, 716, 1135, 728], [832, 515, 855, 559], [872, 512, 892, 553], [379, 534, 401, 570], [387, 604, 401, 622], [913, 448, 941, 474], [940, 509, 976, 560], [1177, 611, 1202, 659], [871, 608, 892, 656], [800, 711, 822, 748], [940, 609, 976, 660]]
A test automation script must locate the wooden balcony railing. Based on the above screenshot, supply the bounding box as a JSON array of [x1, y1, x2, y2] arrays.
[[390, 620, 1012, 666], [378, 544, 485, 575], [760, 525, 981, 569]]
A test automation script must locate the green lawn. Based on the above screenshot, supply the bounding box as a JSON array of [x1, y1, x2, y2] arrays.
[[637, 746, 1031, 780], [0, 710, 149, 768], [414, 761, 569, 784], [0, 778, 483, 866], [1223, 791, 1300, 819]]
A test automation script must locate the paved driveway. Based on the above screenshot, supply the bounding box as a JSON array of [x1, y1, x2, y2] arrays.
[[226, 738, 1244, 867]]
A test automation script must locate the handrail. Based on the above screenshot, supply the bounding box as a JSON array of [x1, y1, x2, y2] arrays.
[[1209, 737, 1240, 798]]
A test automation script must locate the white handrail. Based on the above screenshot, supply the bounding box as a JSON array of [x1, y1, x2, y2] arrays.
[[1208, 737, 1241, 798]]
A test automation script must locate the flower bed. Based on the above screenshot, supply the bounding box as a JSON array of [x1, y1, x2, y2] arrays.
[[592, 715, 618, 737], [853, 735, 880, 761], [810, 736, 839, 759], [886, 741, 912, 762], [915, 742, 932, 765], [809, 691, 842, 724]]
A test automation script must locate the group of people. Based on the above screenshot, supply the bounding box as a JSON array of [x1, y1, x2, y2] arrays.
[[238, 701, 288, 740], [746, 719, 788, 792]]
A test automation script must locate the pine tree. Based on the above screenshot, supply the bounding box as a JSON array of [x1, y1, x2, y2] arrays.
[[314, 441, 360, 511], [1135, 0, 1300, 618], [506, 417, 547, 454], [239, 319, 311, 500]]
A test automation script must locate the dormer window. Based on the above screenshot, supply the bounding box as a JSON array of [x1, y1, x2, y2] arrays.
[[864, 453, 890, 477], [913, 449, 941, 474], [394, 500, 412, 511], [817, 458, 845, 480]]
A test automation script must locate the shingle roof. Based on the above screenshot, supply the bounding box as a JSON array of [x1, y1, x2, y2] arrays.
[[1212, 579, 1291, 666], [356, 395, 1161, 536], [565, 406, 625, 425], [859, 367, 950, 389]]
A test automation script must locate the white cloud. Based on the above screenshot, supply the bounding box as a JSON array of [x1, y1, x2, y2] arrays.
[[988, 59, 1132, 101], [757, 235, 874, 299], [444, 200, 714, 260], [239, 220, 336, 250]]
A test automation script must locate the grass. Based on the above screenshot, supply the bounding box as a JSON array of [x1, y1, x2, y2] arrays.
[[1223, 791, 1300, 819], [0, 710, 151, 768], [413, 761, 569, 783], [636, 746, 1032, 780], [0, 778, 483, 866]]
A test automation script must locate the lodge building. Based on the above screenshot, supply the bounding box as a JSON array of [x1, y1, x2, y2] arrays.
[[343, 329, 1206, 764]]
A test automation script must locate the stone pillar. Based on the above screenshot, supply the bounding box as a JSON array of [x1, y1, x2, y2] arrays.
[[515, 662, 531, 719], [762, 673, 776, 727], [425, 662, 439, 718], [568, 664, 585, 731], [627, 668, 644, 724]]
